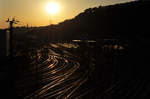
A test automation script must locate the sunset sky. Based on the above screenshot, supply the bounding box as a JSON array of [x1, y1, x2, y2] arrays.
[[0, 0, 134, 29]]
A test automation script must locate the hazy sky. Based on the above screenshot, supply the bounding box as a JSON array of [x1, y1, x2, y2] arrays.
[[0, 0, 134, 29]]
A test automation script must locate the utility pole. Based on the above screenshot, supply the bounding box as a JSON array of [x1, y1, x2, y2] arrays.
[[6, 18, 19, 57]]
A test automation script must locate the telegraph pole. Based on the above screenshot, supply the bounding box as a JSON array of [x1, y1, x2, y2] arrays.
[[6, 18, 19, 57]]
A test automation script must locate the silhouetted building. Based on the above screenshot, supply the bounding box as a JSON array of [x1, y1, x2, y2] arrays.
[[0, 29, 10, 57]]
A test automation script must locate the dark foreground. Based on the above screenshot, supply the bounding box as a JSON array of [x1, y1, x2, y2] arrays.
[[1, 40, 150, 99]]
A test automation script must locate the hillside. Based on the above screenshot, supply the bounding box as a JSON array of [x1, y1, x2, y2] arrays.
[[14, 0, 150, 41]]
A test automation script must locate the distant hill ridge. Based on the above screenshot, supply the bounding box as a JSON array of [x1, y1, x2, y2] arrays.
[[15, 0, 150, 40]]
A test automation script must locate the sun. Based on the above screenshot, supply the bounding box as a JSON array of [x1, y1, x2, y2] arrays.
[[46, 2, 59, 15]]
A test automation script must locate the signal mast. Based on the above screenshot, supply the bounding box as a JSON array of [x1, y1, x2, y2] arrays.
[[6, 18, 19, 57]]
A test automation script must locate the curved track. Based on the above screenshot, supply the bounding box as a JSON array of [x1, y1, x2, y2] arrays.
[[24, 44, 93, 99]]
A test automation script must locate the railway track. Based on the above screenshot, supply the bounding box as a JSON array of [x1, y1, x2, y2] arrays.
[[15, 43, 94, 99]]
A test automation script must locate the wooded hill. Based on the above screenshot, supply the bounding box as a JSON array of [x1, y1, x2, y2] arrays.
[[15, 0, 150, 41]]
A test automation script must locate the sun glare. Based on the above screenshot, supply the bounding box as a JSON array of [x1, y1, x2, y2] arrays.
[[46, 2, 59, 15]]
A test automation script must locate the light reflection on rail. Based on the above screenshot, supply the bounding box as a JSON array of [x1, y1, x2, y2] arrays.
[[24, 43, 93, 99]]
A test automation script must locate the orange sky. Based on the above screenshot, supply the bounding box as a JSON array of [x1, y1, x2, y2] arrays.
[[0, 0, 134, 29]]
